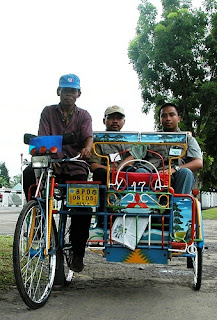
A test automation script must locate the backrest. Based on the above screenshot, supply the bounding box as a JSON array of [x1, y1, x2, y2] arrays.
[[111, 171, 169, 192], [92, 131, 188, 191]]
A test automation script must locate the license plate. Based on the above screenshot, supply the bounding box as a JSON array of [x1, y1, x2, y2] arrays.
[[67, 184, 99, 207]]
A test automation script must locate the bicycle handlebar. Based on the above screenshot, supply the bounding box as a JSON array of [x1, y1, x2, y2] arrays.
[[22, 153, 90, 168], [52, 154, 90, 166]]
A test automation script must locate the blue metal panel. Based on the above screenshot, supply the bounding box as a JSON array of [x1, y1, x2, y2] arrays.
[[93, 131, 188, 144], [107, 190, 171, 211], [173, 197, 193, 240], [140, 132, 187, 143], [29, 135, 63, 153], [93, 131, 139, 142], [105, 247, 168, 264]]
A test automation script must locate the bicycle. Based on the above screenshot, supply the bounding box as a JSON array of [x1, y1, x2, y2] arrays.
[[13, 133, 93, 309]]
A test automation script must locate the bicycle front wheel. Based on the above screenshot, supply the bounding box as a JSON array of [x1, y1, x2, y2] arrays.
[[13, 200, 57, 309]]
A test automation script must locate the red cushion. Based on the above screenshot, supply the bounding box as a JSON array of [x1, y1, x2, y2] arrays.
[[112, 171, 169, 186]]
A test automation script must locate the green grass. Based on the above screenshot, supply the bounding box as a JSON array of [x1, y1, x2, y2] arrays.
[[0, 236, 15, 291], [202, 207, 217, 220]]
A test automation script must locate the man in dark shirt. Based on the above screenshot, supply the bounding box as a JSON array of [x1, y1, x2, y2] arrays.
[[23, 73, 93, 272], [38, 74, 92, 176]]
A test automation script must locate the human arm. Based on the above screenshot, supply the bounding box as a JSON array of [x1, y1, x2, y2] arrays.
[[169, 135, 203, 173], [89, 144, 108, 172], [80, 136, 93, 159], [160, 135, 203, 174], [38, 107, 52, 136], [77, 109, 93, 159], [89, 143, 135, 172], [162, 158, 203, 175], [90, 155, 135, 172]]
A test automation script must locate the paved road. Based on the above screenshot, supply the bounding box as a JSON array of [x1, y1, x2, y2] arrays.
[[0, 206, 21, 235], [1, 206, 217, 320]]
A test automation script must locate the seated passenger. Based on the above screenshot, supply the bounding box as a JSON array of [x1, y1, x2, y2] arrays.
[[89, 105, 135, 185], [144, 103, 203, 194]]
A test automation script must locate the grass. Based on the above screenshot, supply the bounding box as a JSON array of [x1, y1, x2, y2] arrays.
[[0, 235, 15, 291], [202, 207, 217, 220]]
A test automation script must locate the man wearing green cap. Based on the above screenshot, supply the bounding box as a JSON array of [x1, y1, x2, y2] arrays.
[[23, 73, 93, 272]]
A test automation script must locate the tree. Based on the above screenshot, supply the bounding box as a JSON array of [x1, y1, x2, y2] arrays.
[[0, 162, 10, 187], [199, 6, 217, 190], [10, 174, 21, 188], [128, 0, 217, 190]]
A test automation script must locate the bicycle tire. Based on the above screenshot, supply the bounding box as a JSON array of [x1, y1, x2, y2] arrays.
[[13, 200, 57, 309], [193, 247, 203, 290], [54, 214, 74, 286], [62, 215, 74, 284]]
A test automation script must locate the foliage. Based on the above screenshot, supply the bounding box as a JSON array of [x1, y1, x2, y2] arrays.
[[0, 162, 10, 187], [128, 0, 217, 190], [10, 174, 21, 188], [0, 162, 21, 188]]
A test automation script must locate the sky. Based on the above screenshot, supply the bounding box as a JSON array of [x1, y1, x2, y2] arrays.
[[0, 0, 202, 178]]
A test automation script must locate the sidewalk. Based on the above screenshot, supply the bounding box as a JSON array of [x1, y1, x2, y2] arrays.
[[0, 205, 22, 213]]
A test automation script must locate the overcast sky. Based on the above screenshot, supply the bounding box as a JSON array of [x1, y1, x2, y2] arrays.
[[0, 0, 201, 177]]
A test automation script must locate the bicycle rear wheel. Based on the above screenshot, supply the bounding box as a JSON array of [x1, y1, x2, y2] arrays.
[[193, 247, 203, 290], [13, 200, 57, 309]]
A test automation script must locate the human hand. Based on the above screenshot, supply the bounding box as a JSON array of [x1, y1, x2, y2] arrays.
[[52, 162, 61, 173], [159, 168, 175, 175], [79, 147, 91, 159]]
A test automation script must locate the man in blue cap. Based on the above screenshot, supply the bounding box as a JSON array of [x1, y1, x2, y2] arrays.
[[39, 74, 92, 164], [23, 73, 93, 272]]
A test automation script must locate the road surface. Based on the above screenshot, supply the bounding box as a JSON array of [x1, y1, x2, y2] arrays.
[[0, 206, 217, 320]]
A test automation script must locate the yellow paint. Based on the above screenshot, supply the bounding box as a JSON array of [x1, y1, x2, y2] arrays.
[[124, 249, 150, 263], [196, 198, 202, 240], [89, 248, 105, 256], [47, 197, 54, 251]]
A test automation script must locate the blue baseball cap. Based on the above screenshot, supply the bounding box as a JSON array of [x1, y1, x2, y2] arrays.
[[58, 74, 80, 89]]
